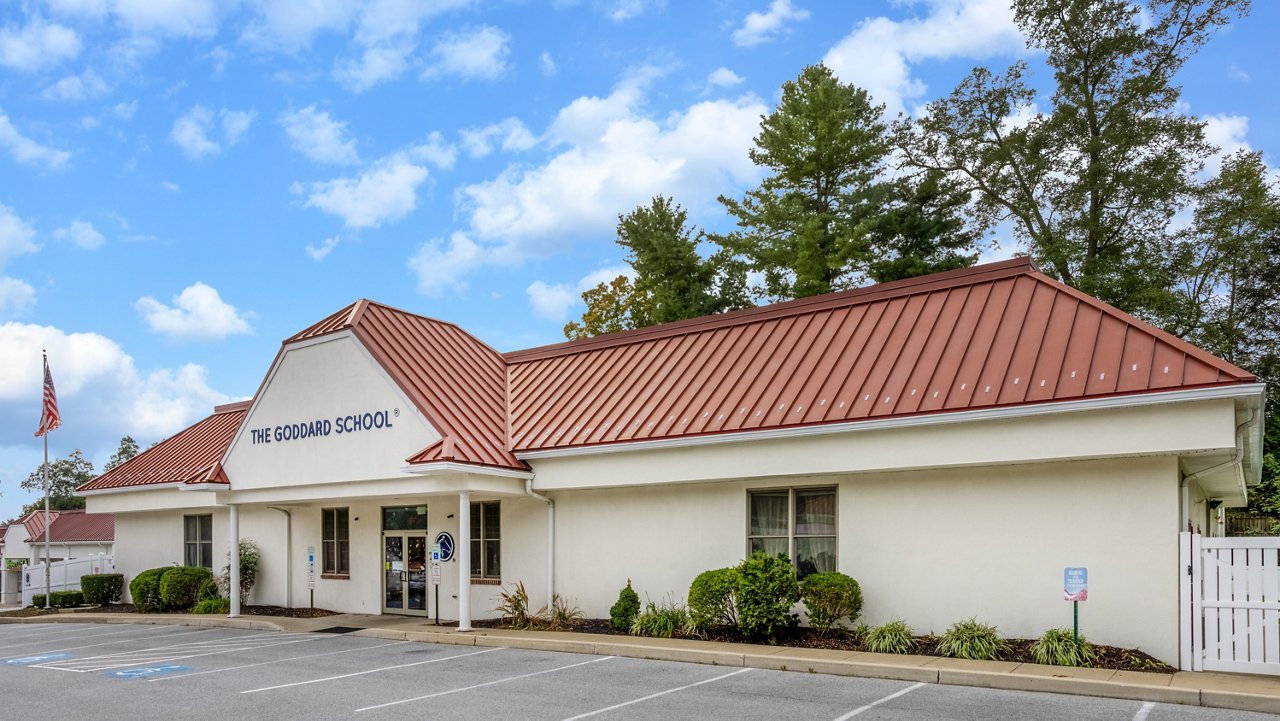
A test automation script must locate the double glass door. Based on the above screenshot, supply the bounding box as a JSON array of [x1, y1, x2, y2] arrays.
[[384, 535, 428, 613]]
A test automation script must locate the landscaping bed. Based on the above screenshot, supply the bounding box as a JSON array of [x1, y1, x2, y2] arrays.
[[473, 618, 1173, 673], [93, 603, 339, 618], [0, 607, 58, 618]]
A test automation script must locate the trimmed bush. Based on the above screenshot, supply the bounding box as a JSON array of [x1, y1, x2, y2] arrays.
[[50, 590, 84, 608], [864, 619, 916, 654], [736, 552, 800, 641], [936, 618, 1007, 661], [799, 572, 863, 635], [192, 597, 231, 615], [30, 594, 46, 608], [159, 566, 214, 611], [688, 567, 739, 632], [609, 580, 642, 632], [129, 567, 169, 612], [1031, 627, 1096, 667], [630, 600, 694, 638], [81, 573, 124, 605]]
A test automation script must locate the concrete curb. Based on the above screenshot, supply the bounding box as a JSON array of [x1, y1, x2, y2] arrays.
[[3, 614, 1276, 714]]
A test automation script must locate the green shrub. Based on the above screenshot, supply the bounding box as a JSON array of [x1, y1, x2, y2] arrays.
[[192, 597, 231, 614], [159, 566, 214, 611], [198, 577, 221, 602], [800, 572, 863, 635], [609, 580, 642, 632], [495, 581, 534, 629], [80, 574, 124, 605], [936, 618, 1008, 660], [735, 552, 800, 641], [864, 619, 916, 654], [630, 599, 695, 638], [129, 567, 170, 612], [50, 590, 84, 608], [220, 539, 262, 606], [1031, 628, 1096, 667], [688, 567, 740, 632], [30, 594, 46, 608]]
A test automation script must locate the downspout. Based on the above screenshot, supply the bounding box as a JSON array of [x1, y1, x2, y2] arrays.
[[525, 478, 554, 611], [1182, 409, 1256, 535], [269, 507, 292, 608]]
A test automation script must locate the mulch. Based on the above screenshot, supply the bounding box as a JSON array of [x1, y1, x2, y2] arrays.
[[79, 603, 340, 618], [476, 619, 1174, 674]]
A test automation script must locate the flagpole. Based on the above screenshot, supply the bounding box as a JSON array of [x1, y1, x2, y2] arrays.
[[43, 426, 51, 609]]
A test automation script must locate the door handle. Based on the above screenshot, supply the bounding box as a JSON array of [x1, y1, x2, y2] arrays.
[[401, 571, 407, 582]]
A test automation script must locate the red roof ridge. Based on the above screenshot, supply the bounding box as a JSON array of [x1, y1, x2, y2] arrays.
[[214, 400, 252, 414], [503, 257, 1038, 363]]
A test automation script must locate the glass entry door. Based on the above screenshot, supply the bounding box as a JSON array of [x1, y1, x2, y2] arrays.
[[383, 534, 428, 614]]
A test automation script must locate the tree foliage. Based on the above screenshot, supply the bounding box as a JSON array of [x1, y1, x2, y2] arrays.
[[864, 169, 980, 284], [896, 0, 1248, 318], [20, 449, 93, 515], [103, 436, 140, 473], [718, 64, 892, 300]]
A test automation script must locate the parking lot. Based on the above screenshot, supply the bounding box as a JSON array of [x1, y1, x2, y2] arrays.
[[0, 623, 1274, 720]]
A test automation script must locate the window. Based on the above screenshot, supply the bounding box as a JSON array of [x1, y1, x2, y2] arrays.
[[322, 508, 350, 576], [470, 501, 500, 580], [184, 515, 213, 569], [748, 487, 837, 579]]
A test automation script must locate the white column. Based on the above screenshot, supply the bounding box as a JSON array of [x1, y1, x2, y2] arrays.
[[457, 492, 471, 632], [228, 505, 241, 618]]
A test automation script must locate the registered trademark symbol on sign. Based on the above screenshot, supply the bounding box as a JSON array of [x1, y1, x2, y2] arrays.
[[394, 408, 400, 417]]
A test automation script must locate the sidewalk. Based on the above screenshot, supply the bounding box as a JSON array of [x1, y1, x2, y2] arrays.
[[3, 611, 1277, 714]]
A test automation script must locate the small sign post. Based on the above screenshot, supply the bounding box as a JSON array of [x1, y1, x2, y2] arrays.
[[1063, 567, 1088, 644], [307, 545, 316, 610], [430, 543, 442, 625]]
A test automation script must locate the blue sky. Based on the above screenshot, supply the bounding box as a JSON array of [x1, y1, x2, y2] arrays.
[[0, 0, 1276, 521]]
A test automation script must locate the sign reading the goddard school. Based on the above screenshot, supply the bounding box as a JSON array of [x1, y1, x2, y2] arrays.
[[248, 408, 399, 445]]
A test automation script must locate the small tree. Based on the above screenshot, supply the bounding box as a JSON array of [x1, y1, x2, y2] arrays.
[[220, 539, 261, 606]]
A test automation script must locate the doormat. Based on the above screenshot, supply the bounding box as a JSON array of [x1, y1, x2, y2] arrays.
[[312, 626, 364, 634]]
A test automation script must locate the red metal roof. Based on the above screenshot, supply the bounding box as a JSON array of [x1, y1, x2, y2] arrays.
[[15, 509, 57, 539], [285, 300, 524, 470], [504, 258, 1255, 452], [77, 401, 249, 492], [46, 510, 114, 542]]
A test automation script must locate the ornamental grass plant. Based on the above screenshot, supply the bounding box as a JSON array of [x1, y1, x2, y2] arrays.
[[863, 619, 916, 654], [1031, 627, 1096, 667], [936, 618, 1008, 660]]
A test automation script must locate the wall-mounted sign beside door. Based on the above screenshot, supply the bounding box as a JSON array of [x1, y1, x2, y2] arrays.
[[434, 531, 455, 562]]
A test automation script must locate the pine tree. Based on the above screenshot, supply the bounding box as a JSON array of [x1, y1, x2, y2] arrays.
[[864, 169, 980, 284]]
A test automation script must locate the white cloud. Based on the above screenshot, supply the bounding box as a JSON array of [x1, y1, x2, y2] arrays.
[[54, 220, 106, 250], [732, 0, 809, 47], [301, 155, 429, 229], [525, 264, 632, 321], [0, 321, 232, 448], [822, 0, 1023, 116], [42, 69, 110, 102], [601, 0, 664, 22], [0, 204, 39, 267], [423, 26, 511, 82], [161, 181, 180, 192], [0, 108, 72, 169], [0, 15, 80, 72], [1204, 113, 1249, 158], [112, 101, 138, 120], [135, 282, 253, 342], [538, 51, 557, 77], [305, 236, 340, 261], [460, 118, 537, 158], [707, 67, 744, 87], [334, 39, 416, 92], [170, 105, 256, 159], [0, 277, 36, 317], [406, 131, 457, 170], [408, 231, 482, 296], [279, 105, 359, 165], [110, 0, 224, 37]]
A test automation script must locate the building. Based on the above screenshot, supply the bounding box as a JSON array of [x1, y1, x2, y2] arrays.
[[0, 509, 115, 605], [78, 258, 1264, 665]]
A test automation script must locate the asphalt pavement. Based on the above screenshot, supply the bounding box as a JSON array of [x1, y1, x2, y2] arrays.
[[0, 622, 1275, 720]]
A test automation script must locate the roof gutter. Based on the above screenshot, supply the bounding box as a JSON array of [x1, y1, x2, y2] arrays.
[[515, 383, 1266, 461], [400, 461, 534, 480], [76, 481, 187, 497]]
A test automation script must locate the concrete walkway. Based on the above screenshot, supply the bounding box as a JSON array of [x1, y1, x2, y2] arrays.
[[2, 610, 1277, 715]]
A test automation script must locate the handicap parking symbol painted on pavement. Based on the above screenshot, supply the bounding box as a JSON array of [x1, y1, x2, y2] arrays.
[[5, 653, 73, 665], [105, 665, 191, 679]]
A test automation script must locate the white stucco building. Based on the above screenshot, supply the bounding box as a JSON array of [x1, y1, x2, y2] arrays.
[[79, 259, 1264, 666], [0, 510, 114, 605]]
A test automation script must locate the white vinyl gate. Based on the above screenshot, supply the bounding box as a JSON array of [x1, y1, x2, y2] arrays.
[[20, 553, 115, 608], [1180, 532, 1280, 674]]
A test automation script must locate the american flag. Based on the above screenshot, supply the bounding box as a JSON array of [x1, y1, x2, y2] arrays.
[[34, 353, 60, 437]]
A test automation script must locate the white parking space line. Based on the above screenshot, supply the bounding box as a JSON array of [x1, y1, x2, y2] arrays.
[[0, 625, 173, 650], [148, 640, 411, 682], [7, 627, 212, 657], [354, 655, 616, 713], [243, 647, 503, 694], [35, 632, 319, 672], [561, 667, 753, 720], [1133, 701, 1156, 721], [833, 682, 926, 720], [0, 625, 119, 643]]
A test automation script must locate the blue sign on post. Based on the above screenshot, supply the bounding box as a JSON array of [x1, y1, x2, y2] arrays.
[[1064, 567, 1088, 602]]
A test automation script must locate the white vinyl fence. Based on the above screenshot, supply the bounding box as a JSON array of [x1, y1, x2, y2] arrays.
[[1180, 532, 1280, 675], [21, 553, 115, 608]]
